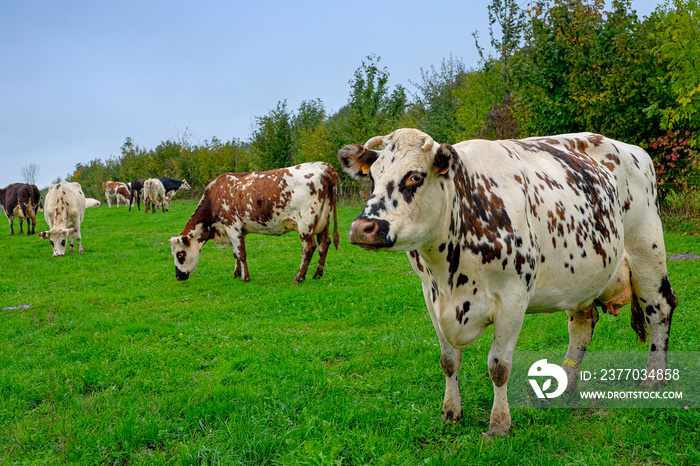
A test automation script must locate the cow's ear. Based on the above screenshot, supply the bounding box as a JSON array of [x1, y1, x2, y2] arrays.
[[434, 143, 456, 176], [337, 144, 379, 180], [38, 231, 48, 239]]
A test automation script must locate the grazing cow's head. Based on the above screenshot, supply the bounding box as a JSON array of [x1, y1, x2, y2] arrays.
[[338, 129, 456, 252], [38, 228, 76, 257], [169, 231, 202, 280]]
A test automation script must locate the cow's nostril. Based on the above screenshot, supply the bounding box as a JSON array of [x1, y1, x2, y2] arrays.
[[364, 222, 377, 234]]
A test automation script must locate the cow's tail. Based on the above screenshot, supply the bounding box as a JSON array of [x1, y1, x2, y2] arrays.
[[331, 182, 339, 250], [630, 284, 647, 343]]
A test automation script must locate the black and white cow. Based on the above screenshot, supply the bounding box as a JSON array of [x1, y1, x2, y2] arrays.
[[158, 177, 191, 207], [339, 128, 677, 436]]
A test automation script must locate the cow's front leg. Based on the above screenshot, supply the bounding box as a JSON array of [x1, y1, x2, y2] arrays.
[[486, 307, 525, 437], [439, 339, 463, 422], [420, 283, 464, 422], [294, 233, 316, 283], [563, 307, 599, 393], [75, 233, 84, 254], [18, 218, 24, 234]]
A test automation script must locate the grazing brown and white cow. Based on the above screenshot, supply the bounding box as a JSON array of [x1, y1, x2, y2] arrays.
[[169, 162, 339, 283], [338, 128, 677, 436], [0, 183, 41, 235], [38, 181, 86, 256], [103, 181, 131, 208], [142, 178, 169, 213]]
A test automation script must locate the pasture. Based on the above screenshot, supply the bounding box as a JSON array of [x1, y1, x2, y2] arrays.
[[1, 200, 698, 465]]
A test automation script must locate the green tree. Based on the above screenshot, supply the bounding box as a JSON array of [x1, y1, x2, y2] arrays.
[[410, 55, 468, 143], [250, 100, 293, 170], [346, 55, 407, 142]]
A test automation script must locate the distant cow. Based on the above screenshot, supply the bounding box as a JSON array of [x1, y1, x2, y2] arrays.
[[159, 177, 191, 208], [103, 181, 131, 208], [339, 128, 677, 436], [85, 198, 101, 208], [142, 178, 169, 213], [129, 178, 146, 211], [0, 183, 41, 235], [169, 162, 338, 283], [38, 181, 86, 256]]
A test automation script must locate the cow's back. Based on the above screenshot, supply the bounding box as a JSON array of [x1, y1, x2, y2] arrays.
[[453, 133, 653, 312], [45, 182, 86, 227], [205, 162, 336, 236]]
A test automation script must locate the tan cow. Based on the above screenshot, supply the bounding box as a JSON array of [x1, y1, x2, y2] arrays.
[[38, 181, 86, 256], [142, 178, 169, 213]]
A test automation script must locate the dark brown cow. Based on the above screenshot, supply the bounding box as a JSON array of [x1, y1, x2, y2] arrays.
[[129, 178, 146, 211], [169, 162, 339, 283], [0, 183, 41, 235]]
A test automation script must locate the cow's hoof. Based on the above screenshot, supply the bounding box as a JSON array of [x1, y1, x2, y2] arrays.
[[293, 277, 305, 284], [441, 409, 463, 423], [484, 429, 510, 440]]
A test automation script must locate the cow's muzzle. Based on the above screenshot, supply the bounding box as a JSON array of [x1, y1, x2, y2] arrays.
[[175, 267, 190, 281], [348, 217, 395, 250]]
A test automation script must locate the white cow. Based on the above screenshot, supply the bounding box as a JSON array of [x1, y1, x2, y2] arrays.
[[339, 128, 677, 436], [38, 181, 86, 256], [142, 178, 169, 213], [85, 198, 101, 208]]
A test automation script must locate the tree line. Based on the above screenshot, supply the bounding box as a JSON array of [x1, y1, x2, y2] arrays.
[[68, 0, 699, 203]]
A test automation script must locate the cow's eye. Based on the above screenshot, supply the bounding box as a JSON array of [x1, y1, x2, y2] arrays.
[[61, 240, 66, 247], [406, 173, 424, 187], [176, 251, 186, 264]]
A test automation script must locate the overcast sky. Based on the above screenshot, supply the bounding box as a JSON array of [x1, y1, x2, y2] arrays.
[[1, 0, 661, 189]]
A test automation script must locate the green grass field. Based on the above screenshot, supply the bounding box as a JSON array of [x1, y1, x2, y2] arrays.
[[1, 201, 698, 465]]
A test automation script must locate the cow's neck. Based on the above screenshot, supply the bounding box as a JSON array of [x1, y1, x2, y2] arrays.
[[416, 155, 513, 288], [180, 197, 217, 243], [53, 194, 69, 229]]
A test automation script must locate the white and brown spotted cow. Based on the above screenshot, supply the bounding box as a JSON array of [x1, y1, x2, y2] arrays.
[[39, 181, 86, 256], [169, 162, 339, 283], [103, 181, 131, 208], [142, 178, 169, 213], [339, 128, 677, 436]]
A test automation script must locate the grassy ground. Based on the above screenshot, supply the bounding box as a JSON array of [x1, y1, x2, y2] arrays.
[[0, 201, 698, 465]]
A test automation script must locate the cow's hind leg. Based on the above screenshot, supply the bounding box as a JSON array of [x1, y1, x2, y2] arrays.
[[626, 234, 677, 387], [231, 233, 249, 282], [630, 270, 676, 388], [563, 307, 599, 393], [312, 227, 331, 279], [294, 233, 317, 283]]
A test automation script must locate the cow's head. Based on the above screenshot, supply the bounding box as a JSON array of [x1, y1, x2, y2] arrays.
[[338, 128, 456, 252], [181, 180, 191, 190], [38, 228, 76, 257], [169, 232, 203, 280]]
